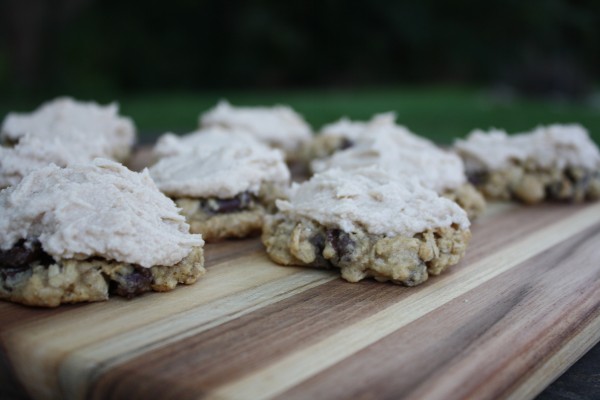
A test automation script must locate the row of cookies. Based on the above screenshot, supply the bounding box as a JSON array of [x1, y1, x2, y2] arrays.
[[1, 97, 600, 307], [184, 103, 600, 287], [149, 107, 481, 288]]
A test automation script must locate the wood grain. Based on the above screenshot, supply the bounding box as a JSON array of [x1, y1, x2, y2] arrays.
[[1, 202, 599, 400]]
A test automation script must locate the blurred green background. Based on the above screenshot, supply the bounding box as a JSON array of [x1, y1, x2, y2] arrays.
[[1, 0, 599, 142]]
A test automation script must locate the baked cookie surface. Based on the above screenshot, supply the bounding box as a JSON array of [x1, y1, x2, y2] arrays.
[[262, 168, 471, 286], [0, 159, 204, 307], [454, 124, 600, 204]]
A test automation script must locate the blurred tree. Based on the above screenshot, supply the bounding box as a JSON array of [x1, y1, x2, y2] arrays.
[[0, 0, 598, 99]]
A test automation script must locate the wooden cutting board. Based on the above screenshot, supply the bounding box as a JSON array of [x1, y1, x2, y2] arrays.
[[1, 201, 600, 400]]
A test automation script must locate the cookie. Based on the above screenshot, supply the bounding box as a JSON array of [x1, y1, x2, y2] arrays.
[[262, 168, 471, 286], [150, 142, 290, 241], [304, 112, 396, 161], [454, 124, 600, 204], [199, 100, 312, 160], [0, 159, 204, 307], [310, 118, 486, 219], [0, 97, 136, 188]]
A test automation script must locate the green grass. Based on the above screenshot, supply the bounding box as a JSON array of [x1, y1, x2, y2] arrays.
[[2, 86, 600, 144]]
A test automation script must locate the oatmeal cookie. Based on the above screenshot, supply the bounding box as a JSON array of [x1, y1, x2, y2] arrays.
[[455, 124, 600, 204], [199, 100, 312, 161], [304, 112, 395, 161], [310, 119, 486, 219], [262, 168, 471, 286], [150, 142, 290, 241], [0, 159, 204, 307], [0, 243, 204, 307], [0, 97, 136, 188]]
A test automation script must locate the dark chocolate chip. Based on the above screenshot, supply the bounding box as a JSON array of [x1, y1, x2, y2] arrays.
[[326, 229, 356, 263], [215, 192, 253, 213], [545, 181, 564, 199], [1, 137, 19, 148], [111, 267, 153, 298], [309, 233, 330, 267], [0, 240, 54, 269], [467, 171, 488, 186], [202, 191, 254, 214], [339, 138, 354, 151], [310, 233, 325, 251]]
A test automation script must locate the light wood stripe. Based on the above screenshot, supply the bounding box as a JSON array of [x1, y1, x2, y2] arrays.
[[212, 203, 600, 400]]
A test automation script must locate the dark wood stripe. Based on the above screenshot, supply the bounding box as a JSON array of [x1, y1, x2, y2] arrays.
[[275, 222, 600, 400], [0, 303, 83, 331], [84, 204, 582, 399], [0, 340, 31, 400]]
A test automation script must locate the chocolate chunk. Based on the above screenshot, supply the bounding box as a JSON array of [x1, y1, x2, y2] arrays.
[[467, 171, 488, 186], [309, 233, 330, 267], [326, 229, 356, 263], [1, 137, 19, 148], [110, 267, 153, 298], [202, 191, 254, 214], [215, 192, 253, 213], [0, 240, 54, 269], [339, 138, 354, 151]]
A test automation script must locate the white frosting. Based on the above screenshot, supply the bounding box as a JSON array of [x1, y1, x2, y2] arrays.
[[199, 100, 312, 152], [312, 125, 467, 193], [1, 97, 136, 159], [319, 112, 396, 141], [0, 159, 203, 268], [153, 126, 262, 158], [276, 168, 469, 236], [0, 134, 109, 188], [455, 124, 600, 171], [150, 142, 290, 198]]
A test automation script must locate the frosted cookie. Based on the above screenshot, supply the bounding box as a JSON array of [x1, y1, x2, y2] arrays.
[[305, 112, 396, 160], [0, 159, 204, 307], [153, 126, 261, 159], [311, 123, 486, 219], [2, 97, 135, 161], [0, 97, 136, 188], [199, 100, 312, 160], [150, 142, 290, 241], [454, 124, 600, 204], [262, 168, 471, 286]]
